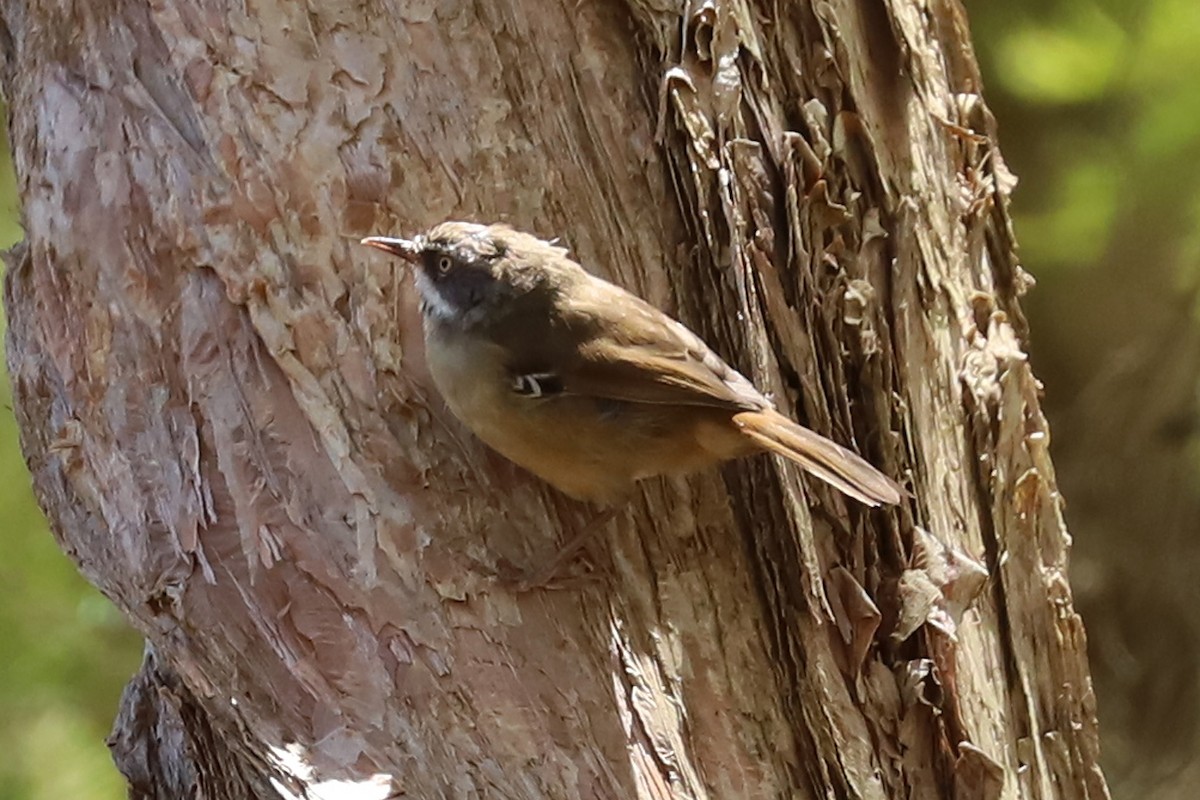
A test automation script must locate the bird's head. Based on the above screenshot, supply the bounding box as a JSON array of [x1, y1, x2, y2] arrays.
[[362, 221, 577, 329]]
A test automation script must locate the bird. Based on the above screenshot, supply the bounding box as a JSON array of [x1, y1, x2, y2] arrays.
[[361, 222, 903, 507]]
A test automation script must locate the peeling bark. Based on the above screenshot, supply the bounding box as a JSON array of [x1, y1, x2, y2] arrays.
[[109, 646, 277, 800], [1, 1, 1107, 798]]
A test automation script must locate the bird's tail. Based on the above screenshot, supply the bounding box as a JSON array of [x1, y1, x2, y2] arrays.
[[733, 409, 904, 507]]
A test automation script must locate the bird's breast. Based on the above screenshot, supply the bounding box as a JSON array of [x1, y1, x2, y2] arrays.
[[423, 323, 741, 501], [423, 321, 514, 432]]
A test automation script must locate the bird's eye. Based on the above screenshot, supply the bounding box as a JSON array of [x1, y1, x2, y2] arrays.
[[437, 256, 453, 274]]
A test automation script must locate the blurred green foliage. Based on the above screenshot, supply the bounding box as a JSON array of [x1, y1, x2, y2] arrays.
[[0, 124, 141, 800], [970, 0, 1200, 281], [971, 0, 1200, 276]]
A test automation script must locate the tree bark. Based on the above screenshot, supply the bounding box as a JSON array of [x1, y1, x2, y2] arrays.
[[1, 1, 1108, 798]]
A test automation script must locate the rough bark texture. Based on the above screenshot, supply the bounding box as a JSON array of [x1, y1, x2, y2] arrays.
[[1, 1, 1107, 798]]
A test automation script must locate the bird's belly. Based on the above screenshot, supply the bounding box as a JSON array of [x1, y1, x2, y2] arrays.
[[470, 397, 726, 501], [424, 328, 737, 500]]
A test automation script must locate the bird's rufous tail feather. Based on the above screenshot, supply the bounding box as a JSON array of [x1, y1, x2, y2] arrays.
[[733, 410, 903, 507]]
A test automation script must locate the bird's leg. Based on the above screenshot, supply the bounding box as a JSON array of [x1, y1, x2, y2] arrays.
[[503, 505, 618, 591]]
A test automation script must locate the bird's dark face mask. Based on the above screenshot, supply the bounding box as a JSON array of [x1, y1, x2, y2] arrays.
[[360, 224, 548, 334], [413, 240, 505, 328]]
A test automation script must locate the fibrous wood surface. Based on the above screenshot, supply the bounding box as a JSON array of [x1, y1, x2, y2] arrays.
[[1, 1, 1106, 797]]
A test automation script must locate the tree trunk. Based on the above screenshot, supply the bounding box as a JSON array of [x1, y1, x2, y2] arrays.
[[1, 1, 1108, 798]]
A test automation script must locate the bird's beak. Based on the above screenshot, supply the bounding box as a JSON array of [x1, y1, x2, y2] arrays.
[[360, 236, 421, 263]]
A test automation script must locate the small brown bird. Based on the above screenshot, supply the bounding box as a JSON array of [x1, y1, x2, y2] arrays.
[[362, 222, 902, 506]]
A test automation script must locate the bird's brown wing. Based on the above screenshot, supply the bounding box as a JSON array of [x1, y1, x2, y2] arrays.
[[491, 270, 904, 506], [541, 280, 768, 412]]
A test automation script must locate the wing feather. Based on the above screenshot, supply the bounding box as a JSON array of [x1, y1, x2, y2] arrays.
[[553, 282, 766, 411]]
